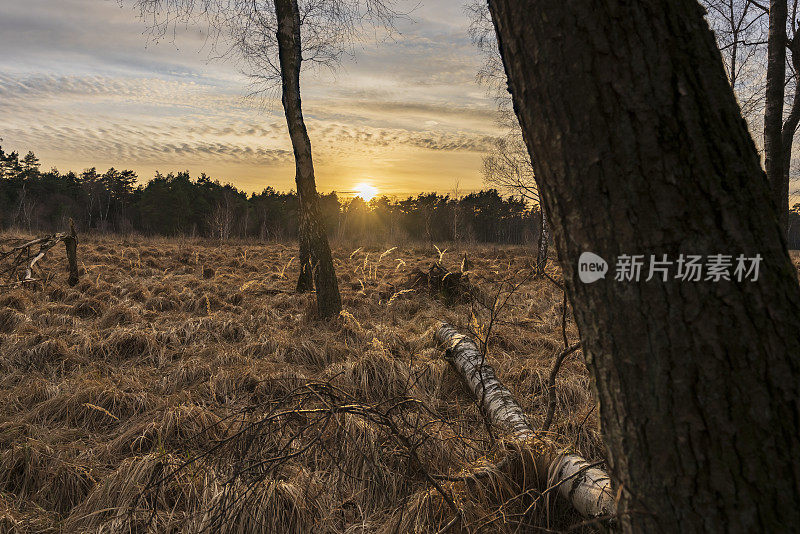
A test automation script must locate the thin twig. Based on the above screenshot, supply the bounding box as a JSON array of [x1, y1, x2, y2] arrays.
[[541, 342, 581, 432]]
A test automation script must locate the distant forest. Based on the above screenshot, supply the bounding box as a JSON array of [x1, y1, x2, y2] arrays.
[[0, 147, 541, 244]]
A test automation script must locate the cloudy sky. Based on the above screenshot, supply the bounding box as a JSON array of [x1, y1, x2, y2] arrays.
[[0, 0, 502, 197]]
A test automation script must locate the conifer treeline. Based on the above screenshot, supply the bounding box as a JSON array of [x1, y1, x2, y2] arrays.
[[0, 148, 540, 244]]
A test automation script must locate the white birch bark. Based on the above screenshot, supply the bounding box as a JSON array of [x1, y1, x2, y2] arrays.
[[435, 323, 615, 519]]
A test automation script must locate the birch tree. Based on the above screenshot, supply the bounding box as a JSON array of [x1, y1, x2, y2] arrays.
[[133, 0, 400, 318]]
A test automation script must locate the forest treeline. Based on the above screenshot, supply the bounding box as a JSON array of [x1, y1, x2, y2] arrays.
[[0, 148, 540, 244]]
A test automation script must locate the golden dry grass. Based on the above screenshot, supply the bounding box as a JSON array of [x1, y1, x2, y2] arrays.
[[0, 233, 608, 533]]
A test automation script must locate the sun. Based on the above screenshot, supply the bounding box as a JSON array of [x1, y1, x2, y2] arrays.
[[354, 182, 378, 201]]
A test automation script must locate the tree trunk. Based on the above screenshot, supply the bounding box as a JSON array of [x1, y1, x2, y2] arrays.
[[64, 219, 79, 287], [488, 1, 800, 532], [296, 230, 314, 292], [435, 324, 615, 519], [275, 0, 341, 317], [765, 0, 788, 226], [781, 98, 799, 239], [536, 205, 549, 274], [781, 36, 800, 239]]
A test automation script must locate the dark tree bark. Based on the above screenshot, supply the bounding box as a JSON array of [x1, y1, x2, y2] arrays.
[[275, 0, 341, 318], [488, 1, 800, 532], [781, 34, 800, 236], [64, 219, 79, 287], [765, 0, 788, 229], [296, 230, 314, 292]]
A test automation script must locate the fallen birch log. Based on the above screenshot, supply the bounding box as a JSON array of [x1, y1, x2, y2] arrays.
[[435, 323, 616, 519]]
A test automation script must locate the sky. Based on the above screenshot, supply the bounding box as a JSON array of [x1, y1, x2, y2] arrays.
[[0, 0, 502, 197]]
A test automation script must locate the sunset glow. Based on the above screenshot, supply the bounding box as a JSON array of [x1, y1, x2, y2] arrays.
[[354, 182, 379, 201], [0, 0, 500, 196]]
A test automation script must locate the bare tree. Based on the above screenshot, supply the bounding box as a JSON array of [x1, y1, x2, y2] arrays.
[[467, 1, 549, 273], [704, 0, 800, 237], [450, 179, 462, 241], [761, 0, 800, 237], [701, 0, 769, 126], [13, 184, 36, 232], [482, 135, 549, 273], [489, 0, 800, 531], [781, 1, 800, 227], [132, 0, 402, 318], [210, 194, 235, 239], [765, 0, 789, 231]]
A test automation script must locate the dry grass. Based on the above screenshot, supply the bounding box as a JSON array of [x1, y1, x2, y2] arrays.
[[0, 233, 615, 533]]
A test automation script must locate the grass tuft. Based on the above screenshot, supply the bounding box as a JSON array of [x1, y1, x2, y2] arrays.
[[0, 233, 652, 532]]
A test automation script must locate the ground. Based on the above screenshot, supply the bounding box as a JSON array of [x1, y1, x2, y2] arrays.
[[0, 234, 660, 532]]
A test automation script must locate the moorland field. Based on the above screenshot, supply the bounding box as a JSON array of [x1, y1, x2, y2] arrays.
[[3, 234, 795, 532]]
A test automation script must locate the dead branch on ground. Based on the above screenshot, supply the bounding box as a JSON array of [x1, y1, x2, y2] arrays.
[[0, 221, 79, 288], [405, 260, 476, 305], [128, 376, 480, 533]]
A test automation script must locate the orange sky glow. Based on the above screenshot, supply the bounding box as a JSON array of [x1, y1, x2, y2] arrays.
[[0, 0, 503, 198]]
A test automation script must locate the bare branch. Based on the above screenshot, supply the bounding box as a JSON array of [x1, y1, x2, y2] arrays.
[[133, 0, 408, 93]]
